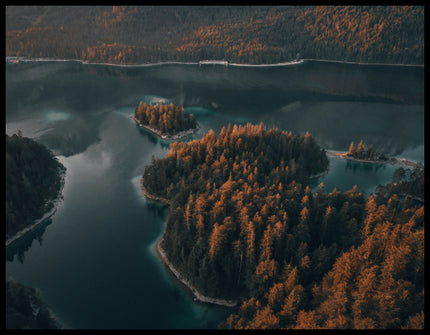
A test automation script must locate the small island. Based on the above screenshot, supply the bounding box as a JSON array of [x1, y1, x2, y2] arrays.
[[133, 101, 200, 140], [328, 140, 421, 168]]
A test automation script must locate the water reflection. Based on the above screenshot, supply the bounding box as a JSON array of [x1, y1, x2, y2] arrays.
[[6, 218, 53, 263], [38, 117, 102, 157], [344, 160, 387, 174], [6, 61, 424, 159], [5, 60, 423, 329]]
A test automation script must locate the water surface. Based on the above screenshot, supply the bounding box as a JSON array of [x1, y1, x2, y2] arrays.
[[5, 60, 424, 329]]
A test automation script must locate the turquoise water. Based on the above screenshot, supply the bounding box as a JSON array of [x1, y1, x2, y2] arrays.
[[5, 60, 424, 329]]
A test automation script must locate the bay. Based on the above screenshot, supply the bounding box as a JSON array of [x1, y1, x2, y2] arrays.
[[5, 60, 424, 329]]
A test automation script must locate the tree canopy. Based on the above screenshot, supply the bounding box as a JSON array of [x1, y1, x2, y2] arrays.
[[6, 6, 424, 65], [5, 133, 65, 239]]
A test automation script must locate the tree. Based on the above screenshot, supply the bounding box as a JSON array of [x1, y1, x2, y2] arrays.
[[347, 141, 355, 155]]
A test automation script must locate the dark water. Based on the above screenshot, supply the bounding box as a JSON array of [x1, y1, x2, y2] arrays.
[[5, 60, 424, 329]]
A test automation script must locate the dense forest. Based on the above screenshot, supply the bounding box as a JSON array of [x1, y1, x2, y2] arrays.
[[6, 6, 424, 65], [134, 101, 198, 136], [143, 123, 330, 298], [143, 123, 423, 329], [6, 279, 60, 329], [5, 133, 65, 240]]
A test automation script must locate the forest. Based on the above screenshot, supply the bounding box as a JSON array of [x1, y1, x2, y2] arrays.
[[6, 279, 59, 329], [6, 6, 424, 65], [134, 101, 198, 136], [5, 133, 65, 240], [143, 123, 424, 329]]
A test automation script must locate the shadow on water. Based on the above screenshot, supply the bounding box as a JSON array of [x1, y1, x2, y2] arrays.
[[344, 160, 386, 174], [6, 218, 53, 264]]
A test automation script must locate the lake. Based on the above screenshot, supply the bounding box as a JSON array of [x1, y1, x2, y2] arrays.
[[5, 60, 424, 329]]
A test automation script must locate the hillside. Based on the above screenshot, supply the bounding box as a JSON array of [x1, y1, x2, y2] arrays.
[[5, 133, 65, 240], [6, 6, 424, 65]]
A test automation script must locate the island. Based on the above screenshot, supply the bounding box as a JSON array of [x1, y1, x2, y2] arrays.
[[140, 123, 423, 329], [133, 101, 200, 140], [327, 140, 421, 168], [5, 133, 66, 246]]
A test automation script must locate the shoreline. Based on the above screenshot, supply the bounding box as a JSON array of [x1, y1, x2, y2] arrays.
[[309, 169, 329, 179], [326, 151, 422, 168], [140, 179, 171, 206], [5, 166, 66, 247], [155, 238, 238, 308], [132, 115, 201, 141], [6, 56, 423, 68], [140, 178, 238, 308]]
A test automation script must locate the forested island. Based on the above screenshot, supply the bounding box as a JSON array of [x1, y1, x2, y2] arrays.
[[5, 132, 66, 244], [6, 6, 424, 65], [6, 279, 60, 329], [142, 123, 423, 329], [133, 101, 199, 140], [328, 140, 422, 168]]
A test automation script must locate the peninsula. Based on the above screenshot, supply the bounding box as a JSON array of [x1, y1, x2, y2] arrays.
[[5, 133, 66, 246], [326, 140, 421, 168], [133, 101, 199, 140]]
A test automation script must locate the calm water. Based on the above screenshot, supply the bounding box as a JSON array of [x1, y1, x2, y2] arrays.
[[5, 60, 424, 329]]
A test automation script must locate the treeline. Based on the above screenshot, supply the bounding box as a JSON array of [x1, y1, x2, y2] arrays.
[[296, 6, 424, 65], [6, 6, 424, 65], [143, 123, 330, 299], [6, 279, 59, 329], [134, 102, 197, 136], [5, 133, 65, 239], [346, 140, 388, 161]]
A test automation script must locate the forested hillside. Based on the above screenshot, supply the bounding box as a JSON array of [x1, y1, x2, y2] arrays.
[[5, 133, 65, 239], [6, 6, 424, 65]]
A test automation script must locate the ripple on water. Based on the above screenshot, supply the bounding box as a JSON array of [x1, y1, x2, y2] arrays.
[[44, 110, 72, 122]]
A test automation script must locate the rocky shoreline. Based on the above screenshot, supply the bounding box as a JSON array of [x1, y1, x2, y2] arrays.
[[140, 179, 171, 206], [155, 238, 238, 308], [140, 178, 238, 308]]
